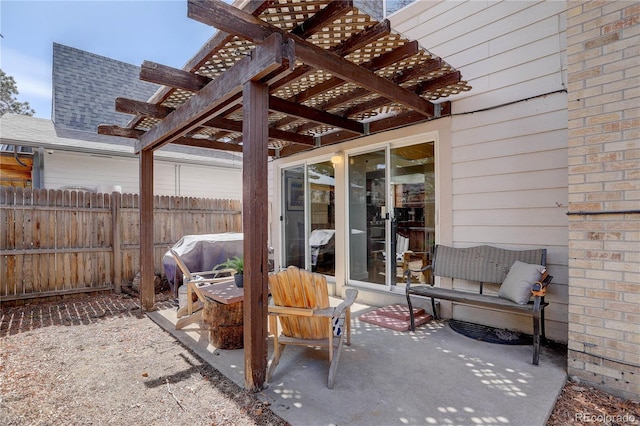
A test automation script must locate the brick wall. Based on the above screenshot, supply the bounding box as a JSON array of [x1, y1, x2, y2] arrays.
[[566, 1, 640, 399]]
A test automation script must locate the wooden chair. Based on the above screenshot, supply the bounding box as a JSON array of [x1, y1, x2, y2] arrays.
[[168, 248, 235, 330], [373, 233, 417, 282], [267, 266, 358, 389]]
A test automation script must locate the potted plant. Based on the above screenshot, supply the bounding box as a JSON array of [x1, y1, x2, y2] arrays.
[[217, 256, 244, 287]]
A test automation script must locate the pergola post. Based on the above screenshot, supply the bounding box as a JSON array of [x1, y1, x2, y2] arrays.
[[139, 149, 155, 311], [242, 79, 270, 390]]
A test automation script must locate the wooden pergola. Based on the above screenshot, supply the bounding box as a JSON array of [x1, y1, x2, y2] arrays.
[[98, 0, 470, 390]]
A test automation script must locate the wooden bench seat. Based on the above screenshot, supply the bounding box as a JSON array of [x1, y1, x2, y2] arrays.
[[405, 245, 552, 365]]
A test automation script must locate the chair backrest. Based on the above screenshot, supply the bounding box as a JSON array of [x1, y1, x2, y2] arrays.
[[169, 248, 195, 281], [397, 234, 409, 254], [269, 266, 331, 340]]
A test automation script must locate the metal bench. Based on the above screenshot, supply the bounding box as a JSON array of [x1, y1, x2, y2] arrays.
[[405, 245, 552, 365]]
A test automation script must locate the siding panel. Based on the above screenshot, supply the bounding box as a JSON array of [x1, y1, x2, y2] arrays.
[[452, 92, 567, 134], [453, 131, 567, 164], [452, 225, 567, 246], [452, 149, 567, 179], [43, 151, 241, 198]]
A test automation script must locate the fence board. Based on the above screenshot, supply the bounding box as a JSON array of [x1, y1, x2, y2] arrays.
[[0, 189, 241, 300]]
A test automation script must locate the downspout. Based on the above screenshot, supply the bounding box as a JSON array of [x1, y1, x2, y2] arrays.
[[32, 147, 45, 189], [14, 145, 28, 167]]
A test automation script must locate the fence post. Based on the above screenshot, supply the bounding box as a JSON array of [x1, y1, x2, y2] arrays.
[[111, 191, 122, 294]]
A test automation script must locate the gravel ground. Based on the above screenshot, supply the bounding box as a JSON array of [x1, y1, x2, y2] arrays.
[[1, 292, 638, 425]]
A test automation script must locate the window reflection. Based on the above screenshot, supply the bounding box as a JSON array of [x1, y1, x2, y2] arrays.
[[308, 161, 335, 276]]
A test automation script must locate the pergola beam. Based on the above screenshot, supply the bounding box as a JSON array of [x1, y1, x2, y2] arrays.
[[139, 62, 364, 137], [141, 61, 211, 92], [135, 32, 286, 153], [320, 60, 454, 118], [265, 19, 392, 92], [291, 40, 419, 104], [116, 97, 173, 119], [114, 99, 316, 146], [417, 71, 463, 95], [173, 136, 250, 154], [202, 117, 316, 146], [269, 96, 364, 134], [290, 0, 353, 38], [97, 125, 144, 138], [188, 0, 436, 117]]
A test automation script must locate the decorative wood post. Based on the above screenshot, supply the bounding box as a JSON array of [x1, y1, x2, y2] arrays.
[[242, 79, 270, 391], [139, 149, 155, 310]]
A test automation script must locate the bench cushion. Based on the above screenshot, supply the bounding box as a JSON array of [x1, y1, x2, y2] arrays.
[[498, 260, 546, 304]]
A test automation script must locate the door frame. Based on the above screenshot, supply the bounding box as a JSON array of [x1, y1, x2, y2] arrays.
[[277, 154, 335, 275], [344, 133, 439, 291]]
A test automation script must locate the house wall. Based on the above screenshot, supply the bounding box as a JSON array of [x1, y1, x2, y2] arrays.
[[43, 150, 242, 199], [271, 0, 572, 343], [392, 1, 569, 342], [566, 1, 639, 400]]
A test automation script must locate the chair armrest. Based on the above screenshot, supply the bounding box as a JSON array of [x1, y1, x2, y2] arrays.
[[189, 276, 235, 285], [192, 268, 236, 277], [332, 289, 358, 319], [268, 305, 315, 317], [268, 289, 358, 319], [531, 274, 553, 297]]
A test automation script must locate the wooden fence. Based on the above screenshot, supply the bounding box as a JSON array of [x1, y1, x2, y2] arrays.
[[0, 187, 242, 301]]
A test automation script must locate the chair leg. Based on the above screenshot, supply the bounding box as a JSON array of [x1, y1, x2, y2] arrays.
[[187, 282, 194, 316], [532, 298, 541, 366], [327, 333, 345, 389], [345, 308, 351, 346], [431, 297, 439, 320], [328, 333, 333, 363], [267, 316, 284, 382], [267, 343, 285, 382], [406, 293, 416, 331], [175, 309, 203, 330]]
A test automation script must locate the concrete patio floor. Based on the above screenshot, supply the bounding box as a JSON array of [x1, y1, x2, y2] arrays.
[[148, 298, 567, 426]]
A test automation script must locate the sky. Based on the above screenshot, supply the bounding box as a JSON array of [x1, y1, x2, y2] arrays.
[[0, 0, 222, 119]]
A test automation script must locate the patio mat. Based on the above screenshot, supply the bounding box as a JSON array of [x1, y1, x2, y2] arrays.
[[448, 319, 533, 345], [359, 304, 432, 332]]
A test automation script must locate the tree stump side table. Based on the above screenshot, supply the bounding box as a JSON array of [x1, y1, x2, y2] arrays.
[[199, 281, 244, 349]]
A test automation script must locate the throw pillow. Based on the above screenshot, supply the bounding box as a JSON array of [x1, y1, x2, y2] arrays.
[[498, 260, 546, 304]]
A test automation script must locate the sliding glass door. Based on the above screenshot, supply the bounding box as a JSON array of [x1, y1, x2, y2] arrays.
[[282, 166, 305, 269], [348, 142, 435, 286], [348, 149, 387, 284], [281, 161, 336, 276], [390, 142, 435, 285]]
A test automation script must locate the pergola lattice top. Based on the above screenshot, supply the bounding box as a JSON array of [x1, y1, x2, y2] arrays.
[[99, 0, 471, 157]]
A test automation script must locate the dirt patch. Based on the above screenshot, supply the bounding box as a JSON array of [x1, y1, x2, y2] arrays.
[[1, 292, 638, 425], [0, 293, 288, 426]]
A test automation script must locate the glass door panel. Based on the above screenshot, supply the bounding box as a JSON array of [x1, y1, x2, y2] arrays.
[[282, 166, 305, 268], [348, 150, 387, 284], [390, 142, 435, 285], [308, 161, 335, 276]]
